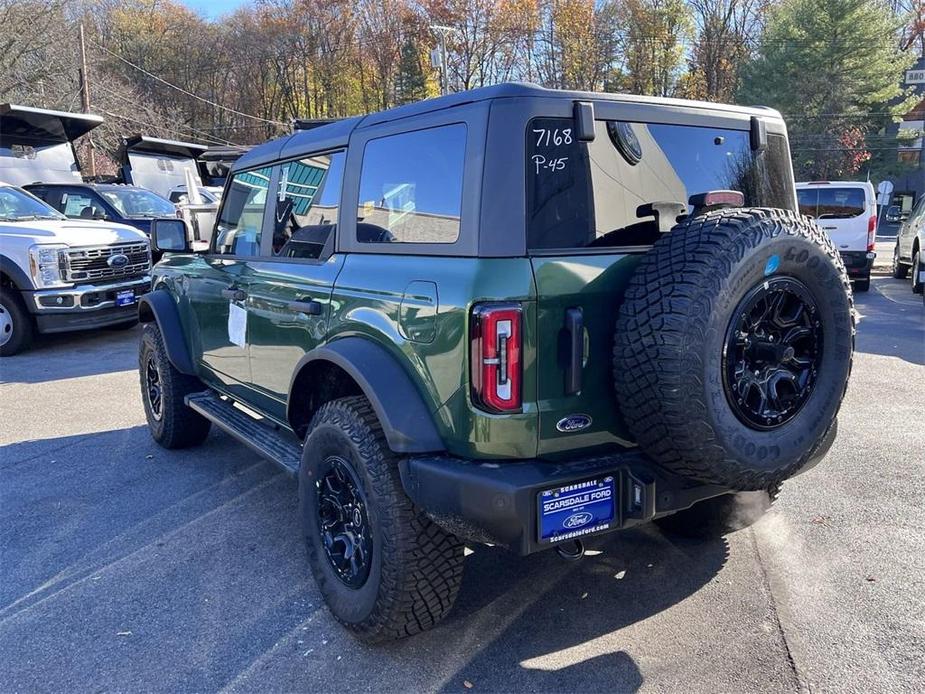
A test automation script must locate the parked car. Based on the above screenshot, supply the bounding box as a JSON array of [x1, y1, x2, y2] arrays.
[[138, 84, 854, 642], [796, 180, 877, 291], [0, 182, 151, 355], [892, 194, 925, 296], [167, 184, 222, 205], [25, 182, 178, 238], [885, 205, 903, 224]]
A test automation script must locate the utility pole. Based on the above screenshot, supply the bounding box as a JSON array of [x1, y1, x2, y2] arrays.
[[78, 23, 96, 178], [431, 25, 456, 96]]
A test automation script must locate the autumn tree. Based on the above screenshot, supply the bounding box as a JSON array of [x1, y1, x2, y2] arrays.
[[615, 0, 693, 97], [739, 0, 916, 179]]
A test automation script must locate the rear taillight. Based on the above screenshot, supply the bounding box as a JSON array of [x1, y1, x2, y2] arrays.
[[868, 216, 877, 251], [470, 303, 522, 413]]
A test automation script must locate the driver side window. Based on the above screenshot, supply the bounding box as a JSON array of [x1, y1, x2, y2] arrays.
[[214, 167, 272, 256]]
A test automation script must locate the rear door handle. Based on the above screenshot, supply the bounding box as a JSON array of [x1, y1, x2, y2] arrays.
[[288, 299, 323, 315], [221, 287, 247, 301]]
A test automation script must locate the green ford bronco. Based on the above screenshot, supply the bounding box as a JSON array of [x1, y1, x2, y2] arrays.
[[138, 83, 854, 642]]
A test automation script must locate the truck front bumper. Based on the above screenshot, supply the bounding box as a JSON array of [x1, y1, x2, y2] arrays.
[[399, 451, 728, 556], [24, 276, 151, 334]]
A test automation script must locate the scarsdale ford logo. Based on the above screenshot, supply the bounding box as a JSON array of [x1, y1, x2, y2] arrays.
[[556, 414, 592, 433], [564, 511, 594, 529], [107, 253, 130, 269]]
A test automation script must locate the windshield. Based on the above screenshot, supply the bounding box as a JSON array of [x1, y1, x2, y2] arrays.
[[0, 186, 65, 222], [100, 189, 176, 218]]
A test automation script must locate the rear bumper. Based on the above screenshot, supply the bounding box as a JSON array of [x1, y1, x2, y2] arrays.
[[839, 251, 874, 279], [399, 451, 728, 555]]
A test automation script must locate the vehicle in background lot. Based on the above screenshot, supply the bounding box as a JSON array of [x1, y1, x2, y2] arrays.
[[197, 145, 250, 188], [167, 184, 221, 205], [119, 135, 208, 200], [796, 180, 877, 291], [0, 103, 102, 186], [885, 205, 903, 224], [138, 84, 854, 642], [25, 182, 177, 238], [892, 194, 925, 298], [0, 182, 150, 356]]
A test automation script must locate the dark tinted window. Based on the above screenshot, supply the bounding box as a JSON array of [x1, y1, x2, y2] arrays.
[[526, 118, 797, 250], [271, 151, 345, 259], [214, 167, 272, 256], [357, 124, 466, 244], [797, 187, 866, 219]]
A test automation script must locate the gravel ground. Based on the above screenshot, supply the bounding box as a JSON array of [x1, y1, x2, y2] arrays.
[[1, 246, 922, 693]]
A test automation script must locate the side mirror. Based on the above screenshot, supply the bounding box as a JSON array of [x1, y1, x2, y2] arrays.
[[151, 219, 192, 253]]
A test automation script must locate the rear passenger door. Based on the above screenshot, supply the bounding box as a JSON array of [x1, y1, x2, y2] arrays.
[[244, 151, 347, 420]]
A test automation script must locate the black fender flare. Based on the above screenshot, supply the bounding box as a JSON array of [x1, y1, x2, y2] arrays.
[[0, 254, 35, 292], [288, 337, 445, 454], [137, 290, 197, 375]]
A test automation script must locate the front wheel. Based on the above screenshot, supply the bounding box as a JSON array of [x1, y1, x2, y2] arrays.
[[299, 396, 464, 643], [139, 323, 211, 448], [0, 288, 33, 357]]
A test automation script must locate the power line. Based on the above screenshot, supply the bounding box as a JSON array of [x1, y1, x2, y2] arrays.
[[89, 39, 287, 127], [93, 107, 234, 147], [92, 81, 237, 146]]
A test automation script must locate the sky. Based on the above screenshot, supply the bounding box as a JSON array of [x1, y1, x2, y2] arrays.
[[178, 0, 251, 20]]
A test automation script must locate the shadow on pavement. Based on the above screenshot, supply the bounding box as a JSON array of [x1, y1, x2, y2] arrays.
[[0, 323, 141, 384], [853, 276, 924, 366], [1, 422, 729, 692]]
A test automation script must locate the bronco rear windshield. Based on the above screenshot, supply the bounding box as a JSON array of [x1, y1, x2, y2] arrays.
[[526, 117, 796, 251]]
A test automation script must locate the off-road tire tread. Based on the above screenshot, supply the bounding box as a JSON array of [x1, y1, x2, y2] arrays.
[[139, 323, 211, 448], [613, 208, 855, 490], [305, 396, 464, 643]]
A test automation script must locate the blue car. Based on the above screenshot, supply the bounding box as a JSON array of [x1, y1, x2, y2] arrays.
[[24, 182, 177, 237]]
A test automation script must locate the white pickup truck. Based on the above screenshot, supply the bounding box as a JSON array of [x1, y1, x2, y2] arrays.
[[0, 182, 151, 355]]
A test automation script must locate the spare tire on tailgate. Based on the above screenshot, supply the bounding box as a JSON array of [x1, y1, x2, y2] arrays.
[[613, 208, 854, 490]]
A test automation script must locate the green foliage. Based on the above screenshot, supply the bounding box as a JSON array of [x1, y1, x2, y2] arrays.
[[395, 38, 428, 105], [739, 0, 916, 179]]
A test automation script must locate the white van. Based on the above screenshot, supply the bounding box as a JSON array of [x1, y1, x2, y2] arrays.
[[796, 181, 877, 291]]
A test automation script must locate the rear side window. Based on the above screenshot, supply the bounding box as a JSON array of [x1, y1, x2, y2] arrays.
[[272, 151, 345, 259], [526, 117, 796, 250], [797, 188, 866, 219], [357, 124, 466, 244], [214, 167, 272, 256]]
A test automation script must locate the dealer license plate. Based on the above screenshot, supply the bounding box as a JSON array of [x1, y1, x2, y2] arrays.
[[115, 289, 136, 307], [537, 476, 616, 544]]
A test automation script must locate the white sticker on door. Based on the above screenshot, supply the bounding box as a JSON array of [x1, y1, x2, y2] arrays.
[[228, 302, 247, 347]]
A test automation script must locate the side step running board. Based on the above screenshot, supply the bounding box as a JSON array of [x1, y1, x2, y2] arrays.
[[185, 391, 302, 476]]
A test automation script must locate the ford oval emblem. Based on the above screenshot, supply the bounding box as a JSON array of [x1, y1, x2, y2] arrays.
[[556, 414, 592, 433], [107, 253, 130, 269], [564, 511, 594, 529]]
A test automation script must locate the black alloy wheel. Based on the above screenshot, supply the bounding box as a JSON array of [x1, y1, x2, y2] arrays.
[[723, 276, 824, 430], [144, 353, 163, 421], [317, 455, 373, 589]]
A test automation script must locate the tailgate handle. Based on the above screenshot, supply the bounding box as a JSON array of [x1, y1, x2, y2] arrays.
[[565, 307, 583, 395]]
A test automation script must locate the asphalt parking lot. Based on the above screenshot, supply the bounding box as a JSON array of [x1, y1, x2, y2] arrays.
[[1, 246, 923, 693]]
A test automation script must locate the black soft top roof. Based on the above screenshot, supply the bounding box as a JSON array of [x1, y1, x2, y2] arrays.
[[233, 82, 783, 174], [0, 103, 103, 143]]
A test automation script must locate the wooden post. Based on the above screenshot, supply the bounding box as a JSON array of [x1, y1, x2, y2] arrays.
[[78, 23, 97, 178]]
